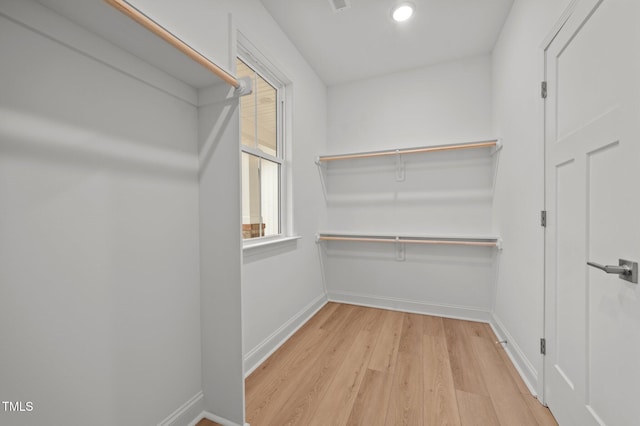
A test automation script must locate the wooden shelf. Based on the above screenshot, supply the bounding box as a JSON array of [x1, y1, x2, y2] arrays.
[[316, 139, 501, 164], [316, 232, 502, 250]]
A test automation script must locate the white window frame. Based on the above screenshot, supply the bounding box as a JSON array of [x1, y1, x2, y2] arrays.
[[237, 35, 294, 249]]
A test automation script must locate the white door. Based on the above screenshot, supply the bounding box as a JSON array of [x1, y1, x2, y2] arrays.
[[544, 0, 640, 425]]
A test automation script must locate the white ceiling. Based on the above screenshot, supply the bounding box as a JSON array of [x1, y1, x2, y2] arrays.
[[260, 0, 515, 86]]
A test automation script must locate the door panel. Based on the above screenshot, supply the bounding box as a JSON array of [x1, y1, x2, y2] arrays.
[[555, 158, 583, 390], [545, 0, 640, 425], [556, 3, 619, 140], [587, 139, 629, 425]]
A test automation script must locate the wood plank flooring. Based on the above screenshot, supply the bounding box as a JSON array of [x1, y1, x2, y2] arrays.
[[196, 419, 222, 426], [223, 302, 556, 426]]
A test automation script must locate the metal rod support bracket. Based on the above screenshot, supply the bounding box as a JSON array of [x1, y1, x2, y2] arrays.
[[395, 150, 405, 182], [234, 76, 253, 97], [492, 139, 503, 155], [395, 236, 405, 261]]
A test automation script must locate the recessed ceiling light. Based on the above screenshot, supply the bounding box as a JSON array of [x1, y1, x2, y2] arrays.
[[392, 2, 415, 22]]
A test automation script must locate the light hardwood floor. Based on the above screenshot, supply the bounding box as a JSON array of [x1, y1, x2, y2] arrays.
[[196, 420, 222, 426], [244, 302, 558, 426]]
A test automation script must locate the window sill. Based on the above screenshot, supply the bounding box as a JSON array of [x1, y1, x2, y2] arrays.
[[242, 235, 302, 252]]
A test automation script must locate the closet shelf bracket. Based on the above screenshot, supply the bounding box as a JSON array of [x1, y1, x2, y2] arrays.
[[395, 236, 406, 261], [395, 150, 405, 182]]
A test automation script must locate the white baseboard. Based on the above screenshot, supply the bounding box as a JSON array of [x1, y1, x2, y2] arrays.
[[159, 393, 249, 426], [243, 293, 328, 377], [489, 312, 538, 396], [328, 291, 492, 323], [158, 391, 204, 426], [188, 411, 248, 426]]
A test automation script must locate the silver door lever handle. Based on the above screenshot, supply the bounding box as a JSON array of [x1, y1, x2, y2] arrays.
[[587, 261, 631, 275], [587, 259, 638, 284]]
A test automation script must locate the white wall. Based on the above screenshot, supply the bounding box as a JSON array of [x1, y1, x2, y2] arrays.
[[125, 0, 233, 77], [328, 55, 494, 153], [198, 86, 244, 424], [491, 0, 572, 395], [0, 2, 202, 425], [324, 56, 498, 319]]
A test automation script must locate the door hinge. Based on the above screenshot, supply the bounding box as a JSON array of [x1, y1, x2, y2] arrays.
[[540, 210, 547, 227], [540, 338, 546, 355], [541, 81, 548, 99]]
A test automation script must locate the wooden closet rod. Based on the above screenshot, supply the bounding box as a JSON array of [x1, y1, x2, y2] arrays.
[[317, 235, 499, 248], [317, 140, 499, 162], [104, 0, 240, 88]]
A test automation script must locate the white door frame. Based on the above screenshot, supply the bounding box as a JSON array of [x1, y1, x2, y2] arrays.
[[538, 0, 580, 405]]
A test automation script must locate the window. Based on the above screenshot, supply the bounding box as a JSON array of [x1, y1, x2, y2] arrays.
[[237, 57, 284, 241]]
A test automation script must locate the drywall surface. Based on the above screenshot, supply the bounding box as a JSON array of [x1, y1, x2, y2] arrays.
[[0, 3, 202, 425], [328, 55, 494, 153], [127, 0, 233, 78], [198, 92, 244, 424], [491, 0, 572, 394], [324, 56, 497, 317]]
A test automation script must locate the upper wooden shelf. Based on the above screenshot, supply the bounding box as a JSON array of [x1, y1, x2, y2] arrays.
[[316, 231, 501, 249], [316, 139, 501, 164]]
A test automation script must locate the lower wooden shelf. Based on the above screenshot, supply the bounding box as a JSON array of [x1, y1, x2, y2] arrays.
[[315, 232, 502, 250]]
